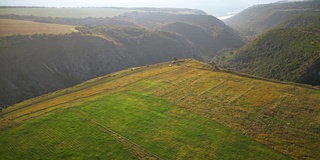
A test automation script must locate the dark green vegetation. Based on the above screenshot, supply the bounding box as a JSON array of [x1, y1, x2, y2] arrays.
[[214, 27, 320, 86], [224, 1, 320, 39], [218, 1, 320, 86], [3, 59, 319, 159]]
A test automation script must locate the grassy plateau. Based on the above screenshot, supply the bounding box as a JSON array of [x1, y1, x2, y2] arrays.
[[0, 19, 77, 36], [1, 59, 319, 159]]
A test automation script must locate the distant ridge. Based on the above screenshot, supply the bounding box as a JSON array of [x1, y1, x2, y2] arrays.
[[224, 1, 320, 39]]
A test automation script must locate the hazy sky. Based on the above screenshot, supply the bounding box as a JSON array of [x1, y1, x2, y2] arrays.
[[0, 0, 284, 16]]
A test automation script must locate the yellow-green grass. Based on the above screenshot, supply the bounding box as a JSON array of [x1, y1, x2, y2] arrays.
[[1, 59, 319, 159], [0, 110, 135, 160], [0, 8, 132, 18], [0, 92, 289, 160], [0, 19, 77, 36]]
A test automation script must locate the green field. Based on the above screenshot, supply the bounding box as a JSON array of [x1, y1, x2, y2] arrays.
[[0, 19, 77, 36], [0, 92, 288, 159], [0, 8, 133, 18], [1, 59, 319, 159]]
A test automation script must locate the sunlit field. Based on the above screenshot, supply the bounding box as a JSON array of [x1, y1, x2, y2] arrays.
[[0, 19, 77, 36]]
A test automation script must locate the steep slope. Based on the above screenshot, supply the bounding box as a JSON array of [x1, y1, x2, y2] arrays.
[[160, 22, 244, 57], [214, 27, 320, 85], [120, 13, 245, 57], [1, 59, 319, 159], [277, 13, 320, 29], [224, 1, 320, 39], [0, 27, 199, 107], [1, 8, 245, 57]]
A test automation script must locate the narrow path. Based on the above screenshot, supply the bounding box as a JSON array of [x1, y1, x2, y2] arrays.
[[228, 84, 259, 104], [72, 108, 160, 160]]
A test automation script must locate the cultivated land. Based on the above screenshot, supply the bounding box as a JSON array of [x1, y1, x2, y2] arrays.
[[0, 19, 77, 36], [1, 59, 319, 159]]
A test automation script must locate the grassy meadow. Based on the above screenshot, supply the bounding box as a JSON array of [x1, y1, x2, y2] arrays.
[[0, 19, 77, 36], [1, 59, 319, 159]]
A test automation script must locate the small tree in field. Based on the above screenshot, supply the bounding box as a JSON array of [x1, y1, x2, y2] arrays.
[[209, 60, 219, 71]]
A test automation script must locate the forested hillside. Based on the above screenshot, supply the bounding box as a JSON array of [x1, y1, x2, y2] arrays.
[[120, 13, 245, 56], [1, 11, 245, 57], [224, 1, 320, 39], [0, 7, 246, 107], [277, 13, 320, 29], [214, 27, 320, 85], [160, 22, 244, 57], [0, 27, 199, 108]]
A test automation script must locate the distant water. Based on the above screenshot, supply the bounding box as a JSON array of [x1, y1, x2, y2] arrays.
[[218, 12, 238, 20]]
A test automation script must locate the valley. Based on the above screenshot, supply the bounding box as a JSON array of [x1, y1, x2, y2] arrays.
[[0, 10, 244, 107], [1, 1, 320, 159]]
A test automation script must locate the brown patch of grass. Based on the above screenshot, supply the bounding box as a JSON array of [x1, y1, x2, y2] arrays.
[[0, 19, 77, 36]]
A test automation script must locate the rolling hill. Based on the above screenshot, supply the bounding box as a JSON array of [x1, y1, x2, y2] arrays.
[[1, 59, 319, 159], [0, 7, 246, 108], [0, 26, 200, 108], [120, 13, 245, 57], [224, 1, 320, 39], [160, 22, 244, 57], [1, 9, 245, 58], [214, 27, 320, 86]]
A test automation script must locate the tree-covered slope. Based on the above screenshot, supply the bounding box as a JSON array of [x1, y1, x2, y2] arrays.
[[120, 13, 245, 57], [277, 13, 320, 29], [214, 27, 320, 85], [224, 1, 320, 39], [0, 26, 199, 107], [160, 22, 244, 57], [1, 59, 319, 159], [1, 7, 245, 57]]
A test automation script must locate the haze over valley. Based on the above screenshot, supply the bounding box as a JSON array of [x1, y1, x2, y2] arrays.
[[0, 0, 296, 18]]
